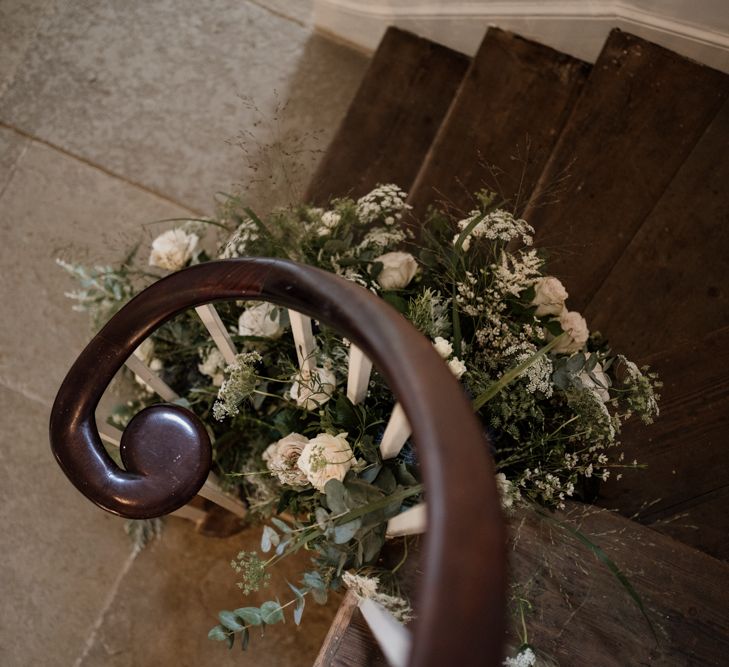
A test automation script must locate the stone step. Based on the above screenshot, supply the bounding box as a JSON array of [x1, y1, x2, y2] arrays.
[[525, 29, 729, 312], [304, 27, 469, 205], [408, 27, 589, 219]]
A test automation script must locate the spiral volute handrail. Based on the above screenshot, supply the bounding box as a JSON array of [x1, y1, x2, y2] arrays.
[[50, 258, 506, 666]]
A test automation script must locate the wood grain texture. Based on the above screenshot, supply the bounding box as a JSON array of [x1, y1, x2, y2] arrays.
[[597, 327, 729, 560], [304, 27, 469, 205], [586, 99, 729, 358], [408, 27, 589, 218], [50, 258, 506, 667], [525, 29, 729, 312], [509, 503, 729, 666]]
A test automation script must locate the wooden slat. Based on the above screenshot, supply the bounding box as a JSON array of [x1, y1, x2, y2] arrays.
[[358, 598, 410, 667], [408, 27, 589, 218], [170, 504, 207, 523], [386, 503, 426, 538], [288, 309, 316, 373], [305, 27, 469, 205], [597, 327, 729, 560], [525, 29, 729, 312], [379, 403, 411, 460], [124, 353, 179, 402], [347, 345, 373, 405], [195, 304, 237, 365], [585, 99, 729, 359]]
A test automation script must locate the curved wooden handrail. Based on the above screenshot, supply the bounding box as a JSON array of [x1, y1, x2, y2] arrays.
[[50, 258, 506, 666]]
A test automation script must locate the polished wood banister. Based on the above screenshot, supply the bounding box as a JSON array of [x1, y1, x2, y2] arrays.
[[50, 258, 506, 666]]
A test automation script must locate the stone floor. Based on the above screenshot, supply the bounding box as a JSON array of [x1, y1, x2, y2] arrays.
[[0, 1, 368, 665]]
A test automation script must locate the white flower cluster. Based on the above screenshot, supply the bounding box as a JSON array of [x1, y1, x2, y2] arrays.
[[503, 647, 537, 667], [432, 336, 467, 379], [356, 184, 411, 224], [453, 209, 534, 251], [263, 432, 355, 491], [509, 343, 553, 397], [218, 219, 260, 258], [342, 572, 414, 623], [492, 249, 543, 298]]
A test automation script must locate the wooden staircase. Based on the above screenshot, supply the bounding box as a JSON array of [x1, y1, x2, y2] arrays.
[[308, 26, 729, 665]]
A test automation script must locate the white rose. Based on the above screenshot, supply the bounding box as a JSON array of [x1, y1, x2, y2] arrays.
[[198, 348, 226, 387], [448, 357, 467, 379], [532, 276, 568, 317], [579, 354, 611, 402], [238, 302, 285, 339], [290, 366, 337, 411], [149, 229, 198, 271], [375, 252, 418, 290], [433, 337, 453, 359], [263, 433, 310, 487], [297, 432, 354, 492], [554, 310, 589, 354]]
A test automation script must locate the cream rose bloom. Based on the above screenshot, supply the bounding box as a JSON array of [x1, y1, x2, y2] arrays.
[[148, 229, 198, 271], [375, 251, 418, 290], [531, 276, 568, 317], [579, 354, 611, 402], [448, 357, 467, 379], [554, 310, 589, 354], [238, 302, 285, 339], [198, 348, 226, 387], [290, 366, 337, 410], [433, 337, 453, 359], [297, 432, 354, 492], [263, 433, 310, 487]]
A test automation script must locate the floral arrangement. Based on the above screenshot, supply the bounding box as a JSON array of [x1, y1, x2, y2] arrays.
[[59, 184, 660, 661]]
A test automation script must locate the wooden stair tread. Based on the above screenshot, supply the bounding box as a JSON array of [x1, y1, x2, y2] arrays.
[[510, 503, 729, 666], [304, 27, 469, 205], [586, 98, 729, 357], [525, 29, 729, 312], [408, 27, 589, 218], [316, 504, 729, 665], [598, 326, 729, 560]]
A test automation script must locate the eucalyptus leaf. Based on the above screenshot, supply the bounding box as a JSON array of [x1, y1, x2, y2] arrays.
[[333, 517, 362, 544], [359, 464, 382, 484], [261, 525, 280, 553], [293, 595, 305, 626], [325, 479, 351, 514], [260, 600, 285, 625], [315, 507, 331, 531], [208, 625, 228, 642], [219, 610, 245, 632], [303, 571, 325, 591], [241, 627, 250, 651], [234, 607, 262, 626], [271, 517, 292, 533]]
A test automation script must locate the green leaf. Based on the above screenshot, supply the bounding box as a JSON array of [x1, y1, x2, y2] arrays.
[[325, 479, 351, 514], [261, 525, 280, 553], [333, 518, 362, 544], [294, 595, 305, 626], [271, 517, 292, 533], [303, 571, 325, 591], [219, 610, 244, 632], [234, 607, 262, 626], [373, 466, 397, 494], [260, 600, 285, 625], [382, 292, 407, 312], [361, 527, 385, 563], [208, 625, 229, 642]]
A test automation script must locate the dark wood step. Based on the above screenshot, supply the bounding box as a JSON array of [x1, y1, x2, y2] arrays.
[[598, 327, 729, 560], [525, 29, 729, 312], [408, 27, 589, 218], [304, 28, 469, 205], [315, 504, 729, 665], [586, 99, 729, 358]]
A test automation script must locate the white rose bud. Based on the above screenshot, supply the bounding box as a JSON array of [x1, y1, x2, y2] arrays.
[[554, 310, 589, 354], [290, 366, 337, 411], [238, 302, 285, 339], [148, 229, 198, 271], [433, 337, 453, 359], [263, 433, 310, 487], [297, 432, 354, 492], [448, 357, 467, 379], [532, 276, 568, 317], [579, 354, 611, 402], [375, 251, 418, 290]]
